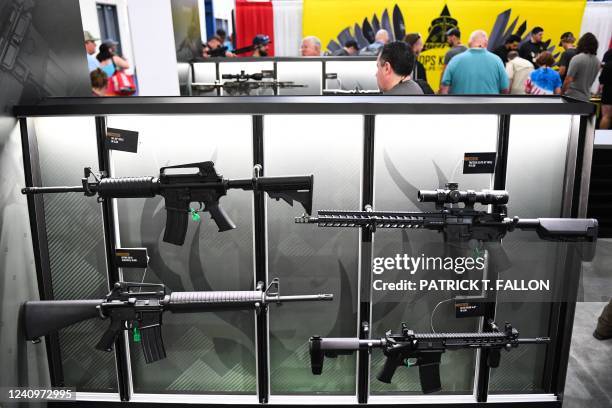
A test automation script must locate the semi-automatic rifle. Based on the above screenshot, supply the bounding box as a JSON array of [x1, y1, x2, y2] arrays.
[[192, 70, 307, 96], [310, 320, 549, 393], [296, 183, 598, 261], [22, 161, 313, 245], [24, 279, 332, 363]]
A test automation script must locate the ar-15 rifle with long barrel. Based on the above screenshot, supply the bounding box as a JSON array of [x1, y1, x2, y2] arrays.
[[22, 161, 313, 246], [310, 320, 549, 393], [24, 279, 333, 363], [192, 70, 307, 96], [296, 183, 598, 261]]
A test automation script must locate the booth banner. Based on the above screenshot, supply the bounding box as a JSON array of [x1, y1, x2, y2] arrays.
[[303, 0, 586, 90]]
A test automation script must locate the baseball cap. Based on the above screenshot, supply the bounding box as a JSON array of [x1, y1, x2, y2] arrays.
[[102, 38, 119, 47], [559, 32, 575, 46], [446, 28, 461, 38], [253, 34, 270, 46], [84, 31, 99, 42]]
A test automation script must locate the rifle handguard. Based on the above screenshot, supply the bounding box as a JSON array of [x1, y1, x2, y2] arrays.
[[97, 177, 158, 198]]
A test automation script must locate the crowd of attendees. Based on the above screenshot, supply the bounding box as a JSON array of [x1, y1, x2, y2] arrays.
[[83, 27, 612, 128], [84, 31, 131, 97], [363, 27, 610, 128]]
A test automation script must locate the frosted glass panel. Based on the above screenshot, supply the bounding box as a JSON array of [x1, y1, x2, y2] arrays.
[[34, 117, 116, 392], [265, 115, 362, 395], [107, 115, 257, 394], [276, 61, 322, 95], [218, 61, 275, 96], [325, 60, 378, 91], [489, 115, 573, 394], [371, 114, 498, 395]]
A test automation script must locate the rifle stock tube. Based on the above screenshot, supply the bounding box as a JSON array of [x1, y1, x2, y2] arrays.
[[227, 175, 313, 192], [316, 337, 384, 351]]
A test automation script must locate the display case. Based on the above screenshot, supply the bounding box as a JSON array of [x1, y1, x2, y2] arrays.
[[15, 95, 595, 407], [186, 57, 377, 96]]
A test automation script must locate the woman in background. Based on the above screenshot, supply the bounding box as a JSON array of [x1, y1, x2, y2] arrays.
[[563, 32, 600, 101], [525, 51, 562, 95], [96, 43, 129, 78]]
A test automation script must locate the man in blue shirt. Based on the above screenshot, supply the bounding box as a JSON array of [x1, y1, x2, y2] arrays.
[[440, 30, 509, 95], [84, 31, 100, 72]]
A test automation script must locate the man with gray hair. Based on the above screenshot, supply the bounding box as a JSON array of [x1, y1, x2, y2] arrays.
[[440, 30, 509, 94], [301, 36, 322, 56], [361, 29, 390, 55]]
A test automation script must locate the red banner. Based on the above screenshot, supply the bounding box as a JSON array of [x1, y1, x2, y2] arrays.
[[235, 0, 275, 56]]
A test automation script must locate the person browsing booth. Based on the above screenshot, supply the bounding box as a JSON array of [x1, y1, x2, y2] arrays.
[[375, 41, 423, 95]]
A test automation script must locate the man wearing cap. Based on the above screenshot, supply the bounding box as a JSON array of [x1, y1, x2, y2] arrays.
[[443, 29, 467, 65], [84, 31, 100, 72], [439, 29, 467, 91], [558, 32, 577, 81], [252, 34, 270, 57]]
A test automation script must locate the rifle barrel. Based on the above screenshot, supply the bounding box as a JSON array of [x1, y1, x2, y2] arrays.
[[22, 186, 85, 194], [517, 337, 551, 344], [273, 294, 333, 302]]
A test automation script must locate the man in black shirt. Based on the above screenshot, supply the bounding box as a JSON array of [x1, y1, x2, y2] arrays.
[[558, 32, 577, 81], [493, 34, 521, 63], [519, 26, 546, 66], [332, 40, 359, 56]]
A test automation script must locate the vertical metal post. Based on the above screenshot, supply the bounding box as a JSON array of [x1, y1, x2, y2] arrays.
[[552, 115, 591, 402], [252, 115, 269, 403], [19, 117, 65, 386], [357, 115, 375, 403], [94, 116, 132, 401], [475, 114, 510, 402]]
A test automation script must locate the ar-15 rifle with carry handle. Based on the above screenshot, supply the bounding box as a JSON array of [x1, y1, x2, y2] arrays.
[[24, 279, 333, 363], [22, 161, 313, 246]]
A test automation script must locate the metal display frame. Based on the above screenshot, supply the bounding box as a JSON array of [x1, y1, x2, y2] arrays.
[[16, 95, 595, 407], [184, 56, 378, 96]]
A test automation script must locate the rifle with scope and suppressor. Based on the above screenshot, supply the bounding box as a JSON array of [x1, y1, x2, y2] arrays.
[[309, 320, 549, 393], [22, 161, 313, 246], [192, 70, 307, 96], [24, 279, 333, 363], [296, 183, 598, 261]]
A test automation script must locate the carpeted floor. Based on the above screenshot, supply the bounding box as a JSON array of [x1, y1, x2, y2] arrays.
[[564, 239, 612, 407]]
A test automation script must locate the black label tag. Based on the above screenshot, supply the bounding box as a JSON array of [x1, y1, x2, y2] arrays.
[[463, 152, 496, 174], [455, 296, 486, 318], [115, 248, 148, 268], [106, 128, 139, 153]]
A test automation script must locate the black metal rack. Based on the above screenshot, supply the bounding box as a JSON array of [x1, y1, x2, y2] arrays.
[[17, 95, 595, 407]]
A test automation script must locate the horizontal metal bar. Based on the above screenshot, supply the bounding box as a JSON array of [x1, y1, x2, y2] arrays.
[[191, 56, 377, 63], [14, 96, 595, 117], [268, 395, 357, 405], [368, 394, 476, 404], [130, 393, 258, 404], [74, 392, 121, 401]]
